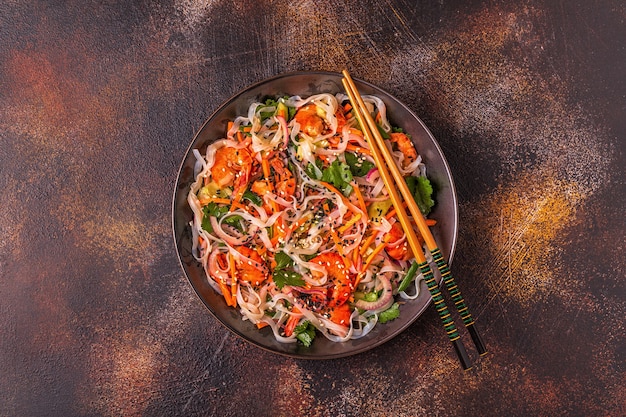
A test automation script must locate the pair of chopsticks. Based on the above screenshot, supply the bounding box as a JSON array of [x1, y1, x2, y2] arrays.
[[342, 70, 487, 370]]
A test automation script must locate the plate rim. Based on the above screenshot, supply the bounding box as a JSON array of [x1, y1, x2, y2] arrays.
[[172, 70, 458, 359]]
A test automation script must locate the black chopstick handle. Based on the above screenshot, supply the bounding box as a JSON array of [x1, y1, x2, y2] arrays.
[[452, 339, 472, 370], [419, 260, 472, 370], [468, 324, 488, 356], [431, 248, 487, 355]]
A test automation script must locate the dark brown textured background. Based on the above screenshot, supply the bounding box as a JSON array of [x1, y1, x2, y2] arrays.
[[1, 1, 624, 416]]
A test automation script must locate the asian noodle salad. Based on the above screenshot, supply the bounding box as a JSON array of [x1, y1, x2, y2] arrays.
[[187, 92, 435, 346]]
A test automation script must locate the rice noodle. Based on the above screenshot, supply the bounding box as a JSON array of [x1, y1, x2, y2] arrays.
[[187, 92, 434, 347]]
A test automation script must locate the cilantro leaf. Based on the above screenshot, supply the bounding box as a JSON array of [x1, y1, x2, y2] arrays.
[[405, 175, 435, 215], [201, 202, 228, 232], [345, 151, 375, 177], [201, 202, 245, 232], [274, 251, 294, 270], [273, 269, 305, 289], [294, 321, 316, 347], [272, 251, 304, 289], [378, 302, 400, 324], [242, 189, 262, 206], [321, 159, 353, 196], [222, 214, 244, 232]]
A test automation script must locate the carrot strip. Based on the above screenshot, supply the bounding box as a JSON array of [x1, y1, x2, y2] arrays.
[[271, 217, 287, 246], [359, 233, 377, 256], [261, 158, 271, 179], [362, 234, 392, 272], [338, 213, 362, 234], [229, 196, 244, 212], [329, 227, 344, 256], [322, 203, 354, 267], [256, 321, 270, 329], [346, 143, 372, 156], [284, 307, 302, 337], [343, 102, 352, 112], [288, 213, 312, 234], [352, 245, 360, 266], [426, 218, 437, 226], [351, 181, 368, 216], [201, 197, 232, 206], [260, 156, 280, 214], [218, 279, 233, 306], [318, 181, 362, 214]]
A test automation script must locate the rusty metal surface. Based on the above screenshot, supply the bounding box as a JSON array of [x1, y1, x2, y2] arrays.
[[0, 1, 624, 416]]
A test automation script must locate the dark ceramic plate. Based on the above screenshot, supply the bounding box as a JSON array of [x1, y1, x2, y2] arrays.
[[173, 71, 458, 359]]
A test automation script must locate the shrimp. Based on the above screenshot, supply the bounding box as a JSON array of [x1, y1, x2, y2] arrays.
[[384, 222, 411, 261], [335, 106, 348, 134], [294, 103, 326, 137], [327, 303, 352, 327], [210, 146, 253, 191], [310, 252, 353, 308], [233, 246, 269, 286], [389, 132, 418, 168]]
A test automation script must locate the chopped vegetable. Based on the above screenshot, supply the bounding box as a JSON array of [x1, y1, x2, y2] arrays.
[[242, 189, 262, 206], [378, 302, 400, 324], [321, 159, 353, 196], [367, 199, 393, 223], [406, 175, 435, 215], [294, 321, 316, 347], [397, 261, 419, 293], [272, 251, 305, 289], [345, 151, 375, 177]]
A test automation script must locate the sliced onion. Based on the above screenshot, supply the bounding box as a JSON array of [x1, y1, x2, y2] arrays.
[[355, 274, 393, 310], [365, 167, 379, 182], [210, 217, 247, 246]]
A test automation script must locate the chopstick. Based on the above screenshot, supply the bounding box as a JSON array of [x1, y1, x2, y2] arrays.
[[342, 70, 487, 358], [341, 72, 472, 370]]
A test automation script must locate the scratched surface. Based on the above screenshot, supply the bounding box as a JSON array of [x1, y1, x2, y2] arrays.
[[1, 0, 624, 416]]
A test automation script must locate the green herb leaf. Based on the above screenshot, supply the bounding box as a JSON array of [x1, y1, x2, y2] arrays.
[[288, 105, 297, 121], [345, 151, 375, 177], [305, 159, 323, 180], [294, 321, 316, 347], [376, 124, 390, 139], [222, 214, 244, 232], [321, 159, 353, 196], [242, 189, 262, 206], [259, 98, 279, 122], [405, 175, 435, 215], [274, 251, 294, 270], [272, 251, 304, 289], [201, 202, 229, 232], [273, 269, 305, 289], [378, 302, 400, 324], [201, 202, 246, 232]]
